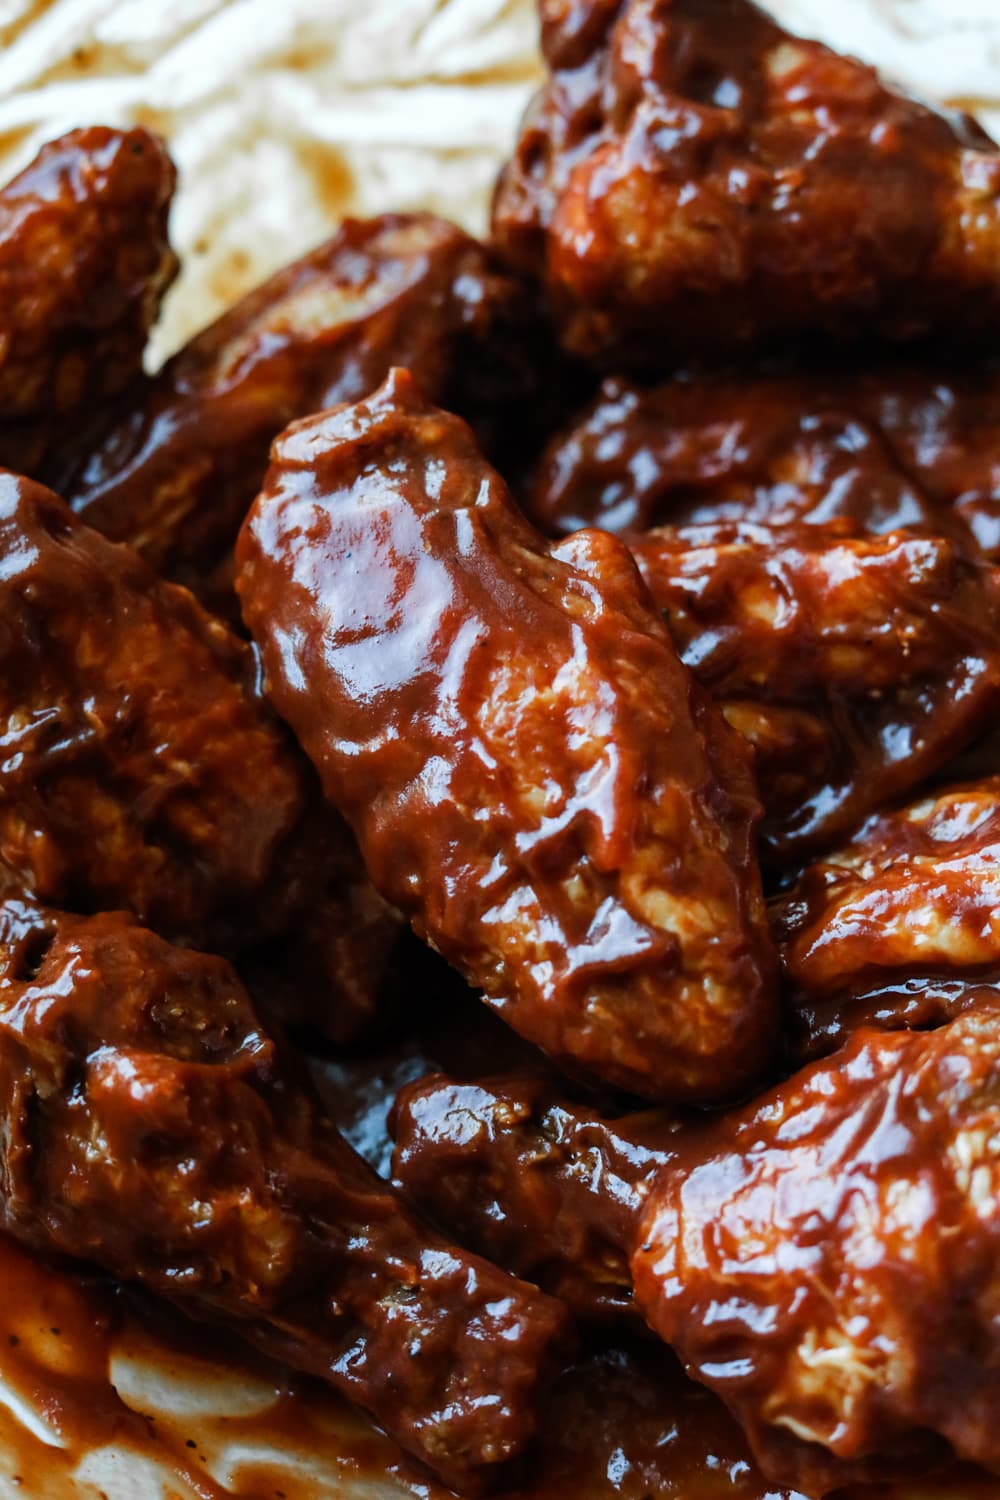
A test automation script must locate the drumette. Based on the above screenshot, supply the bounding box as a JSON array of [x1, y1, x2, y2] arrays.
[[238, 369, 777, 1103], [0, 127, 177, 476], [0, 469, 405, 1042], [0, 900, 568, 1493], [493, 0, 1000, 365], [395, 1007, 1000, 1494], [61, 213, 549, 613], [774, 775, 1000, 1056], [629, 521, 1000, 859]]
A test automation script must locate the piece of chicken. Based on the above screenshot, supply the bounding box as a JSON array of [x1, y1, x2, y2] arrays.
[[392, 1073, 679, 1324], [238, 369, 777, 1103], [59, 214, 550, 615], [0, 900, 569, 1493], [0, 126, 177, 476], [492, 0, 1000, 366], [527, 365, 1000, 553], [774, 776, 1000, 1057], [396, 1010, 1000, 1494], [635, 1007, 1000, 1494], [628, 521, 1000, 861], [0, 468, 406, 1042]]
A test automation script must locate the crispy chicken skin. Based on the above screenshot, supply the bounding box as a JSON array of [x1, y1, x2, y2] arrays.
[[0, 127, 177, 475], [0, 901, 568, 1493], [238, 369, 777, 1103], [629, 521, 1000, 861], [61, 214, 547, 610], [393, 1073, 679, 1323], [0, 469, 405, 1039], [635, 1009, 1000, 1493], [774, 777, 1000, 1057], [528, 366, 1000, 550], [492, 0, 1000, 366]]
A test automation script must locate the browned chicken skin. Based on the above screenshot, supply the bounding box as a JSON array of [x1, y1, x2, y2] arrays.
[[493, 0, 1000, 366], [774, 776, 1000, 1057], [238, 369, 777, 1103], [0, 900, 569, 1493], [0, 469, 406, 1041], [395, 1012, 1000, 1494], [0, 127, 177, 476], [629, 520, 1000, 860], [60, 213, 549, 612], [528, 365, 1000, 551]]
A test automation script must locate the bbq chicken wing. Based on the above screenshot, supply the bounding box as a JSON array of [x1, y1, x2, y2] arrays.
[[528, 365, 1000, 550], [0, 901, 568, 1493], [0, 127, 177, 476], [61, 214, 547, 613], [393, 1073, 679, 1324], [238, 369, 777, 1104], [774, 777, 1000, 1057], [493, 0, 1000, 366], [629, 521, 1000, 860], [635, 1009, 1000, 1494], [396, 1011, 1000, 1495], [0, 469, 406, 1041]]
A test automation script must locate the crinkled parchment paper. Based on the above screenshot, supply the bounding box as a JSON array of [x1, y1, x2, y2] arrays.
[[0, 1, 999, 1496]]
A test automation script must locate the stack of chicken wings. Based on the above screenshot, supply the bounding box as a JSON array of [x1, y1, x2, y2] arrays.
[[4, 2, 1000, 1495]]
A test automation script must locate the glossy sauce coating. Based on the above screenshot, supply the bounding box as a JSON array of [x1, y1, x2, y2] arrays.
[[634, 1008, 1000, 1493], [774, 777, 1000, 1057], [393, 1073, 677, 1324], [0, 469, 406, 1041], [492, 0, 1000, 365], [0, 901, 569, 1494], [527, 365, 1000, 551], [629, 521, 1000, 860], [0, 126, 177, 476], [62, 213, 547, 612], [0, 981, 993, 1500], [238, 369, 777, 1103]]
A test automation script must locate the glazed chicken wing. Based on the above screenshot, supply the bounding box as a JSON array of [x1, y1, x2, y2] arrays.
[[238, 369, 777, 1103], [528, 365, 1000, 551], [0, 901, 568, 1493], [393, 1073, 679, 1324], [60, 213, 548, 613], [774, 777, 1000, 1057], [636, 1009, 1000, 1494], [629, 521, 1000, 860], [493, 0, 1000, 366], [0, 469, 405, 1041], [396, 1012, 1000, 1494], [0, 127, 177, 475]]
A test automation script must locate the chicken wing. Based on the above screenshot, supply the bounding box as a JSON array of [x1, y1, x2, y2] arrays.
[[60, 214, 548, 614], [393, 1073, 679, 1324], [238, 368, 777, 1103], [0, 900, 568, 1493], [0, 469, 405, 1041], [0, 127, 177, 475], [396, 1011, 1000, 1494], [635, 1007, 1000, 1493], [629, 521, 1000, 860], [528, 365, 1000, 551], [774, 776, 1000, 1057], [492, 0, 1000, 365]]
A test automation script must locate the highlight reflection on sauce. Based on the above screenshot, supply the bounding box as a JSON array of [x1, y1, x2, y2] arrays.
[[0, 996, 996, 1500]]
